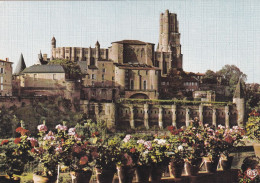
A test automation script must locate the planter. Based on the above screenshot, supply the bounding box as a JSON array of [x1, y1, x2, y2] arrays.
[[219, 156, 234, 171], [0, 175, 20, 183], [253, 143, 260, 158], [203, 156, 220, 173], [33, 174, 57, 183], [150, 163, 166, 183], [95, 168, 115, 183], [169, 160, 184, 178], [135, 165, 151, 183], [184, 160, 202, 176], [117, 165, 135, 183], [70, 170, 92, 183]]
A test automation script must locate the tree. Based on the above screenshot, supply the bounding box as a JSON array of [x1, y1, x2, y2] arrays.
[[48, 59, 81, 80], [217, 65, 247, 95], [202, 70, 217, 84]]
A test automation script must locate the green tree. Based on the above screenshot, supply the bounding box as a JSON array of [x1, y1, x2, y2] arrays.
[[202, 70, 217, 84], [48, 59, 81, 80], [217, 64, 247, 95]]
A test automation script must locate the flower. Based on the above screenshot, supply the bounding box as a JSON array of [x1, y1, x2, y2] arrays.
[[56, 124, 67, 131], [43, 132, 55, 141], [27, 137, 38, 147], [37, 124, 47, 132], [144, 141, 152, 150], [55, 146, 63, 153], [68, 128, 76, 136], [123, 134, 132, 142], [137, 139, 145, 144], [14, 138, 21, 144], [130, 148, 136, 153], [178, 145, 184, 151], [79, 156, 88, 165], [1, 139, 9, 145]]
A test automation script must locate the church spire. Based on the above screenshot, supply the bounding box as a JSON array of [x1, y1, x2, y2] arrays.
[[233, 78, 245, 98], [14, 53, 26, 75]]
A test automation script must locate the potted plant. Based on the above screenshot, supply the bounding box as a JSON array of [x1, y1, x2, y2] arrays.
[[246, 110, 260, 157], [60, 126, 96, 183], [95, 136, 120, 183], [217, 125, 245, 170], [167, 126, 186, 178], [181, 119, 205, 176], [118, 134, 139, 183], [30, 123, 64, 183], [0, 127, 33, 182]]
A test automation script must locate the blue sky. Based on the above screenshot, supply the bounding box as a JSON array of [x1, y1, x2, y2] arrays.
[[0, 0, 259, 83]]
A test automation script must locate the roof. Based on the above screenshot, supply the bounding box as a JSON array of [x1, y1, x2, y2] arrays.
[[112, 40, 154, 45], [0, 59, 12, 63], [233, 78, 245, 98], [14, 54, 26, 75], [114, 63, 160, 70], [78, 61, 88, 74], [22, 65, 65, 73]]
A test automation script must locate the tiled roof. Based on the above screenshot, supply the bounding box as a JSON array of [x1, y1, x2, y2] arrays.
[[78, 61, 88, 74], [22, 65, 65, 73], [112, 40, 154, 45]]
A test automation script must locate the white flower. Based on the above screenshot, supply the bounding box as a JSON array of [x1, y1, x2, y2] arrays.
[[56, 124, 67, 131], [37, 124, 47, 132], [178, 145, 184, 151], [55, 146, 62, 153], [68, 128, 76, 136], [123, 134, 132, 143], [144, 141, 152, 150], [157, 139, 166, 145], [137, 139, 145, 144], [218, 125, 225, 129]]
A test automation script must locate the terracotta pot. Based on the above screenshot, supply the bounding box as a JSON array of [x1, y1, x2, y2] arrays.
[[117, 165, 135, 183], [169, 160, 184, 178], [70, 170, 92, 183], [219, 156, 234, 171], [95, 168, 115, 183], [33, 174, 57, 183], [0, 175, 20, 183], [184, 161, 201, 176], [135, 165, 151, 183], [253, 143, 260, 158], [150, 164, 166, 183], [203, 156, 219, 173]]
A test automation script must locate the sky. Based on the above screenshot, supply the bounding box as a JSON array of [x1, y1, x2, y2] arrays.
[[0, 0, 259, 83]]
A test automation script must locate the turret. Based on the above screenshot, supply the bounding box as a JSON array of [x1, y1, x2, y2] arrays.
[[95, 41, 100, 60], [233, 78, 245, 127], [14, 53, 26, 75], [51, 37, 56, 60], [51, 36, 56, 49]]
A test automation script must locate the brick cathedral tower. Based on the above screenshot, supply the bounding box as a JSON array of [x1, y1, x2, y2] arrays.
[[157, 9, 182, 70]]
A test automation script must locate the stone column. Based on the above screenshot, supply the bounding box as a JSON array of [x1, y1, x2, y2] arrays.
[[144, 104, 149, 129], [225, 105, 230, 128], [199, 104, 204, 124], [171, 104, 177, 127], [94, 103, 99, 119], [129, 105, 135, 129], [186, 108, 190, 127], [212, 108, 217, 127], [158, 106, 163, 129], [105, 103, 116, 129]]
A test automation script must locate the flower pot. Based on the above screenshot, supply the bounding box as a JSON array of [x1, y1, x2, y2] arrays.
[[33, 174, 57, 183], [150, 164, 166, 183], [95, 168, 115, 183], [253, 143, 260, 158], [219, 156, 234, 171], [0, 175, 20, 183], [184, 161, 201, 176], [117, 165, 135, 183], [135, 165, 151, 183], [169, 160, 184, 178], [203, 156, 219, 173], [70, 170, 92, 183]]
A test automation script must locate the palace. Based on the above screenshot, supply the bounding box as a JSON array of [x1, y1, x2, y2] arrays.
[[7, 10, 246, 130]]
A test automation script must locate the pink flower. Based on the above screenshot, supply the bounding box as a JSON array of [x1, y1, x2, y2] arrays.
[[137, 139, 145, 144], [123, 134, 132, 143], [28, 137, 38, 147], [144, 141, 152, 150], [55, 146, 63, 153], [56, 124, 67, 131], [37, 124, 47, 132], [43, 132, 55, 141]]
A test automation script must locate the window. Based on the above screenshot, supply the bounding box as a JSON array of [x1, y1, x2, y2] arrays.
[[92, 81, 94, 86], [102, 81, 104, 86], [34, 74, 37, 80], [130, 80, 134, 90], [0, 84, 3, 91], [53, 74, 56, 80], [102, 68, 105, 73], [146, 70, 148, 75], [0, 76, 3, 83], [92, 89, 96, 96], [143, 80, 147, 90], [91, 74, 95, 80], [102, 74, 104, 80], [112, 76, 114, 81], [0, 68, 3, 73]]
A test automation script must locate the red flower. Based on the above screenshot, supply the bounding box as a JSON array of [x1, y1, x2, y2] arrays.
[[16, 127, 30, 136], [91, 131, 99, 137], [254, 112, 259, 117], [91, 151, 99, 158], [1, 139, 9, 145], [130, 148, 136, 153], [73, 145, 82, 153], [16, 127, 23, 133], [14, 138, 21, 144], [79, 156, 88, 165], [168, 126, 175, 131], [224, 136, 233, 144], [31, 148, 36, 153]]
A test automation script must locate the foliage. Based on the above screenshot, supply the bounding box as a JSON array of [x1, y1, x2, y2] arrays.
[[238, 156, 260, 183], [202, 70, 218, 84], [48, 59, 81, 80], [0, 127, 33, 179], [217, 64, 247, 95], [246, 110, 260, 142]]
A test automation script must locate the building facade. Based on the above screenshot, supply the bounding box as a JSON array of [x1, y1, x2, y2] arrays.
[[0, 58, 12, 96]]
